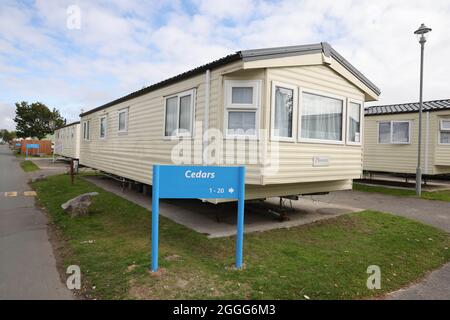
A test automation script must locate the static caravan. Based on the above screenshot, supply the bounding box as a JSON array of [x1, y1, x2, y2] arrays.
[[54, 121, 81, 160], [364, 99, 450, 175], [79, 43, 380, 201]]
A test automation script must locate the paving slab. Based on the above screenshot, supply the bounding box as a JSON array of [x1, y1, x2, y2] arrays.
[[83, 175, 362, 238]]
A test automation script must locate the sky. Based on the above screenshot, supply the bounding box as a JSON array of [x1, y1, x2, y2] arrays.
[[1, 0, 449, 131]]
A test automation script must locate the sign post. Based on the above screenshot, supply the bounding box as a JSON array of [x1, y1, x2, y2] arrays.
[[151, 165, 246, 272], [25, 143, 39, 160]]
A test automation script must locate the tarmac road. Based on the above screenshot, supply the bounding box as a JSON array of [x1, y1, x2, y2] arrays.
[[0, 145, 72, 299]]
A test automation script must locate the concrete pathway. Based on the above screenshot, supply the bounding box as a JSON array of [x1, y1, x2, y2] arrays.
[[311, 190, 450, 300], [0, 145, 73, 299], [28, 158, 69, 178], [84, 175, 361, 238]]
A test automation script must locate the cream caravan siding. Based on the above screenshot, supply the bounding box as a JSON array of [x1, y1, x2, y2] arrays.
[[80, 60, 374, 192], [211, 179, 352, 203], [55, 123, 80, 159], [79, 61, 267, 185], [363, 112, 437, 174], [434, 111, 450, 170], [263, 65, 366, 185]]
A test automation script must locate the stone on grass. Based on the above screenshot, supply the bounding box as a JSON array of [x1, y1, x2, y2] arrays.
[[61, 192, 99, 217], [31, 174, 46, 183]]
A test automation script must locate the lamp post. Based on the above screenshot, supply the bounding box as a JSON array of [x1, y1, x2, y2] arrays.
[[414, 23, 432, 196]]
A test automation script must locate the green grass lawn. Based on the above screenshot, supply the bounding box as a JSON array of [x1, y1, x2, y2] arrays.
[[33, 174, 450, 300], [354, 183, 450, 202], [20, 160, 40, 172]]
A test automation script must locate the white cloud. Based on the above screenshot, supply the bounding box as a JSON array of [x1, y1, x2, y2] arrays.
[[1, 0, 449, 131], [0, 102, 16, 131]]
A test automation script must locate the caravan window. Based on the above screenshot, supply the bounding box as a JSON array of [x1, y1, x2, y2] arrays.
[[224, 80, 260, 138], [164, 89, 195, 137], [300, 91, 344, 143], [100, 116, 107, 138], [378, 121, 410, 144], [83, 121, 90, 140], [271, 81, 297, 141], [228, 111, 256, 134], [348, 101, 362, 144], [440, 119, 450, 144]]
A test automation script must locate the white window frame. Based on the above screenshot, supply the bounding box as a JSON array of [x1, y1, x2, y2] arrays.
[[99, 115, 107, 139], [438, 119, 450, 145], [270, 81, 298, 142], [118, 108, 128, 134], [163, 89, 196, 138], [83, 120, 90, 141], [377, 120, 412, 144], [298, 88, 346, 145], [346, 99, 364, 146], [224, 80, 261, 139]]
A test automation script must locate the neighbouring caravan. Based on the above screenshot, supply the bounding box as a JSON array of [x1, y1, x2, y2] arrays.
[[79, 43, 380, 201], [364, 99, 450, 175], [54, 121, 81, 160]]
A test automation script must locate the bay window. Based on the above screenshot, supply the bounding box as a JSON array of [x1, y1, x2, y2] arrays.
[[378, 121, 411, 144], [348, 101, 362, 144], [439, 119, 450, 144], [224, 80, 260, 137], [300, 91, 344, 143], [164, 89, 195, 137]]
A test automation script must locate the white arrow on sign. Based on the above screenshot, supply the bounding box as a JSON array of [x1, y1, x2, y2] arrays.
[[228, 187, 234, 194]]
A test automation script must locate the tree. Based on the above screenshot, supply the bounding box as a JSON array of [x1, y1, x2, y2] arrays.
[[0, 129, 16, 142], [14, 101, 66, 140]]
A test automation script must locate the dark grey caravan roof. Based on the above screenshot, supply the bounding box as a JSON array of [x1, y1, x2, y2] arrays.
[[80, 42, 379, 117], [365, 99, 450, 116], [55, 121, 80, 130]]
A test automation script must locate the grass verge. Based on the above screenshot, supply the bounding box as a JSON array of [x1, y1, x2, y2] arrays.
[[354, 183, 450, 202], [20, 160, 40, 172], [33, 174, 450, 300]]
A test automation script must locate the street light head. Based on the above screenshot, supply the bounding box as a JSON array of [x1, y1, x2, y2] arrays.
[[414, 23, 432, 43]]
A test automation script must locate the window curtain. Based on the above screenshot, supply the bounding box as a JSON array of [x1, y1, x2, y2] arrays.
[[119, 112, 126, 131], [392, 122, 409, 143], [301, 93, 342, 140], [379, 122, 390, 143], [274, 86, 293, 138], [228, 112, 256, 135], [179, 95, 191, 133], [232, 87, 253, 104], [165, 97, 177, 136], [348, 102, 361, 142], [100, 118, 106, 137], [441, 132, 450, 144]]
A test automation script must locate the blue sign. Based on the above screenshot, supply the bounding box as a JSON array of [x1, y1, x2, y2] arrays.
[[158, 166, 241, 199], [25, 143, 39, 160], [15, 143, 21, 147], [151, 165, 246, 272]]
